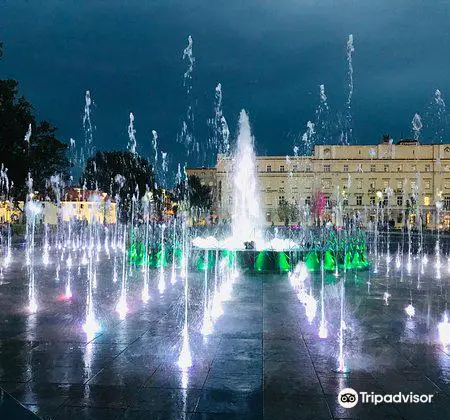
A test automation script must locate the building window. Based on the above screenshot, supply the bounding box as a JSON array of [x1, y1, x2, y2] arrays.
[[397, 180, 403, 190], [425, 180, 431, 189], [370, 164, 376, 172], [306, 166, 312, 172], [343, 198, 348, 207], [278, 196, 285, 205], [444, 196, 450, 210], [325, 196, 331, 208], [369, 179, 376, 189], [383, 197, 388, 207], [280, 165, 285, 172], [343, 164, 348, 172], [305, 197, 311, 206], [228, 195, 232, 204], [397, 165, 403, 172], [324, 165, 331, 173], [383, 180, 389, 189], [357, 179, 362, 189], [425, 164, 430, 172], [267, 165, 272, 172], [412, 164, 417, 172], [293, 164, 298, 172], [384, 165, 389, 172], [397, 196, 403, 207], [424, 196, 430, 206], [356, 196, 362, 206], [323, 180, 331, 189], [370, 196, 376, 206], [266, 212, 272, 222]]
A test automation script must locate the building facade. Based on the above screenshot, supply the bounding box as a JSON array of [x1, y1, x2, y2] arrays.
[[190, 139, 450, 228]]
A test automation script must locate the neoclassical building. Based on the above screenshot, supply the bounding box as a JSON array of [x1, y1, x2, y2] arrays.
[[187, 138, 450, 227]]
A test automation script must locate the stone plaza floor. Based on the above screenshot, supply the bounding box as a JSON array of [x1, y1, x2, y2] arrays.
[[1, 249, 450, 419]]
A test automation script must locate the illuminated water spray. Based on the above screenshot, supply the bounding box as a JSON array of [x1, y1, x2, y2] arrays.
[[158, 224, 166, 295], [231, 110, 263, 246], [171, 218, 177, 285], [201, 250, 213, 336], [116, 226, 128, 319], [177, 217, 192, 369], [318, 254, 328, 339]]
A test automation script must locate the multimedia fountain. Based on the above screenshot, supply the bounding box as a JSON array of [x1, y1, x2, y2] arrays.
[[3, 107, 450, 419]]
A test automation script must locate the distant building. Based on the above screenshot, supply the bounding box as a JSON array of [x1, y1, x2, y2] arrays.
[[189, 138, 450, 228], [43, 188, 116, 225]]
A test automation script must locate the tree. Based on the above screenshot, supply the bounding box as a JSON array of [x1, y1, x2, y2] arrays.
[[81, 151, 155, 220], [186, 175, 212, 210], [277, 199, 299, 226], [0, 78, 70, 198]]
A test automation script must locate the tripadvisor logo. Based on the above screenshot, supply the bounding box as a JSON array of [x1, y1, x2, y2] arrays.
[[338, 388, 434, 408], [338, 388, 359, 408]]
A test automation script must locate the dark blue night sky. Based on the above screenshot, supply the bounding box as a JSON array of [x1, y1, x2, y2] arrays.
[[2, 0, 450, 168]]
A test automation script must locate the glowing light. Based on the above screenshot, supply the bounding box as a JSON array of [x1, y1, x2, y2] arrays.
[[177, 326, 192, 369], [192, 236, 219, 249], [28, 298, 38, 313], [141, 284, 150, 303], [115, 294, 128, 320], [338, 354, 346, 373], [407, 259, 412, 274], [43, 250, 50, 266], [438, 313, 450, 347], [319, 322, 328, 339], [83, 314, 100, 336], [289, 262, 308, 289], [405, 303, 415, 318], [211, 293, 224, 319], [201, 312, 214, 336], [65, 284, 72, 299], [304, 294, 317, 324], [158, 272, 166, 295]]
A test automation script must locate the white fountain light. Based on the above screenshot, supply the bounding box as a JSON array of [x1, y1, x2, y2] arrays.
[[383, 291, 391, 305], [201, 312, 214, 336], [192, 236, 219, 249], [438, 313, 450, 347], [141, 284, 150, 303], [116, 294, 128, 320], [303, 294, 317, 324], [177, 326, 192, 369], [83, 315, 100, 336], [289, 261, 308, 289], [319, 322, 328, 339], [65, 284, 72, 299], [28, 298, 38, 314], [405, 303, 415, 318]]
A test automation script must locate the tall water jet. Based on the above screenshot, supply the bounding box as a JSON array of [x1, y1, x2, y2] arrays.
[[127, 113, 137, 155], [231, 110, 263, 247], [412, 113, 423, 141], [208, 83, 230, 157], [83, 90, 94, 158]]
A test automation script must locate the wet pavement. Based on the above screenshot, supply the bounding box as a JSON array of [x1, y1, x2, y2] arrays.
[[1, 248, 450, 419]]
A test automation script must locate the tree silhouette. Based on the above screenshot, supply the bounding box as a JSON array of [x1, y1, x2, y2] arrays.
[[81, 151, 155, 220], [0, 78, 70, 198]]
